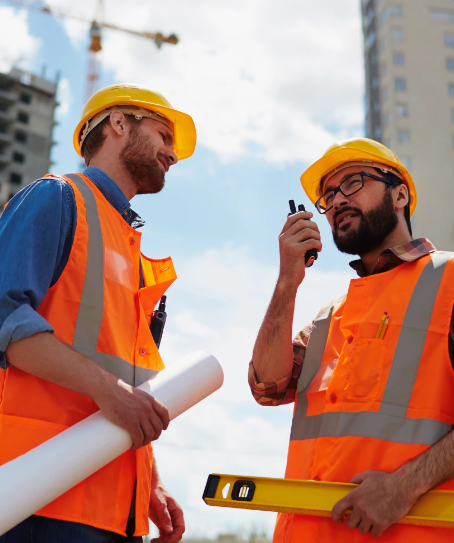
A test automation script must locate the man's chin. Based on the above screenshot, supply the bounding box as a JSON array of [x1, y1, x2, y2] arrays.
[[137, 181, 165, 195], [332, 229, 362, 255], [136, 173, 165, 195]]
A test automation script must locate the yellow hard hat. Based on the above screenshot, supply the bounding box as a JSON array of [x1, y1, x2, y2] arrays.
[[300, 138, 417, 216], [73, 84, 197, 160]]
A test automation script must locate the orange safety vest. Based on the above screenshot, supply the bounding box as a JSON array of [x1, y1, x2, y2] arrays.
[[0, 173, 177, 536], [275, 251, 454, 542]]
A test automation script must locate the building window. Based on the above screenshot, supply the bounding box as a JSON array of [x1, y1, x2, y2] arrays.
[[396, 103, 408, 117], [392, 28, 404, 42], [395, 77, 407, 91], [372, 77, 380, 89], [12, 152, 25, 163], [383, 113, 391, 125], [17, 111, 29, 124], [19, 92, 31, 105], [373, 101, 381, 113], [379, 38, 387, 51], [380, 63, 388, 76], [398, 129, 410, 143], [430, 10, 454, 24], [364, 8, 376, 28], [383, 87, 389, 101], [393, 53, 405, 66], [366, 32, 377, 50], [374, 127, 382, 139], [370, 53, 378, 65], [449, 83, 454, 96], [20, 73, 31, 86], [448, 59, 454, 71], [385, 139, 393, 149], [381, 5, 403, 25], [14, 131, 27, 143], [9, 172, 22, 185]]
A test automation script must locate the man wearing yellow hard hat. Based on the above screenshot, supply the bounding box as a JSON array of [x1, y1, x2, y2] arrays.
[[250, 138, 454, 542], [0, 84, 196, 542]]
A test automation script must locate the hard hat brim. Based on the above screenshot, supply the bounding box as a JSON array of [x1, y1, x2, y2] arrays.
[[73, 99, 197, 161], [300, 147, 417, 216]]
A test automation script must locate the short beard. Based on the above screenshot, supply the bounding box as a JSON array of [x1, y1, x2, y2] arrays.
[[332, 189, 398, 256], [119, 121, 165, 195]]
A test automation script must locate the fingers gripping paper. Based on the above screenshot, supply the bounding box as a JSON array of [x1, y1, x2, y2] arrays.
[[0, 351, 224, 536]]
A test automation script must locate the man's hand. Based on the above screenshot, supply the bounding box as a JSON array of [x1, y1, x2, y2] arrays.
[[331, 470, 419, 537], [93, 376, 170, 450], [149, 478, 185, 543], [6, 334, 170, 450], [278, 210, 321, 289]]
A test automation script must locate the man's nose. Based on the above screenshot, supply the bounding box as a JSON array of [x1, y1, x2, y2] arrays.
[[168, 148, 178, 166], [333, 189, 350, 209]]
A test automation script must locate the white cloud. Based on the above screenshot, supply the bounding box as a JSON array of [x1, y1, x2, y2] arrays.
[[43, 1, 90, 48], [152, 244, 354, 536], [0, 7, 40, 73], [173, 311, 219, 338], [56, 77, 72, 119], [43, 0, 364, 165]]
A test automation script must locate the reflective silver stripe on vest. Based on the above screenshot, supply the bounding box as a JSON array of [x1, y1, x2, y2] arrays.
[[297, 297, 343, 394], [73, 346, 159, 387], [291, 252, 454, 446], [66, 174, 105, 354], [65, 174, 155, 387], [290, 396, 451, 445], [380, 251, 453, 417]]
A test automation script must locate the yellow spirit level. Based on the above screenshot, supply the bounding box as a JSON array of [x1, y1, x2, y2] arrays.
[[203, 473, 454, 528]]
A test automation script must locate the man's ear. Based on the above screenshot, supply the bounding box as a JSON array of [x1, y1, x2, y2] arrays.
[[108, 110, 127, 137], [394, 183, 409, 210]]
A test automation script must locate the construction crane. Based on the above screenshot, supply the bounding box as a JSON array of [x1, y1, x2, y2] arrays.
[[2, 0, 179, 99]]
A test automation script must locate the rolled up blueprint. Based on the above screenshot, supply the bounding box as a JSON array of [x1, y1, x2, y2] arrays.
[[0, 350, 223, 536]]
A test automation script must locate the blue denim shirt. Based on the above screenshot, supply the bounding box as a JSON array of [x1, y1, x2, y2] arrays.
[[0, 167, 144, 369]]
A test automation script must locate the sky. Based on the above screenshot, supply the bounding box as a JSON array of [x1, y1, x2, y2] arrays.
[[1, 0, 364, 538]]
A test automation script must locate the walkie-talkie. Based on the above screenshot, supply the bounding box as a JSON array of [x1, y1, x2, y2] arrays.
[[150, 296, 167, 349], [288, 200, 318, 267]]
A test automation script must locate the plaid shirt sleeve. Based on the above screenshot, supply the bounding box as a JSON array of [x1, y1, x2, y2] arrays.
[[248, 324, 313, 406]]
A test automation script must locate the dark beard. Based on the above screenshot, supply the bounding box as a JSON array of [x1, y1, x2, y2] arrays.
[[119, 122, 165, 195], [332, 189, 398, 255]]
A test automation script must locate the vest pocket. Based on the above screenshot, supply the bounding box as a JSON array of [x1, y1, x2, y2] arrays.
[[346, 338, 385, 401]]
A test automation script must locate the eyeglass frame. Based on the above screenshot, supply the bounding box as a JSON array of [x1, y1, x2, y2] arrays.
[[315, 171, 396, 214]]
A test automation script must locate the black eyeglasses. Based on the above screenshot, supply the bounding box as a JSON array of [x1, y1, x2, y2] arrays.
[[315, 171, 394, 214]]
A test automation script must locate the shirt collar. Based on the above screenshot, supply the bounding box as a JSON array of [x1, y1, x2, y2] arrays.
[[349, 238, 437, 278], [82, 166, 145, 229]]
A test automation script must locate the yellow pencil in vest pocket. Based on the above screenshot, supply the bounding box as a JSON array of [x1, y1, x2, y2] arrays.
[[375, 312, 388, 339], [378, 316, 389, 340]]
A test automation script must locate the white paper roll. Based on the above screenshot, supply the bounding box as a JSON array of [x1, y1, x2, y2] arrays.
[[0, 350, 223, 536]]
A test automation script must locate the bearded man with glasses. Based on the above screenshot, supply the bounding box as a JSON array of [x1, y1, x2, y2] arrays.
[[249, 138, 454, 542]]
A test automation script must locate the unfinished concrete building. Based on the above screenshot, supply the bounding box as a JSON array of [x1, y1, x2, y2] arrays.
[[0, 68, 58, 209]]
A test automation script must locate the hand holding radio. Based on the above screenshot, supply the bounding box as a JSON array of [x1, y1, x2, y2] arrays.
[[278, 200, 322, 288], [288, 200, 318, 267]]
